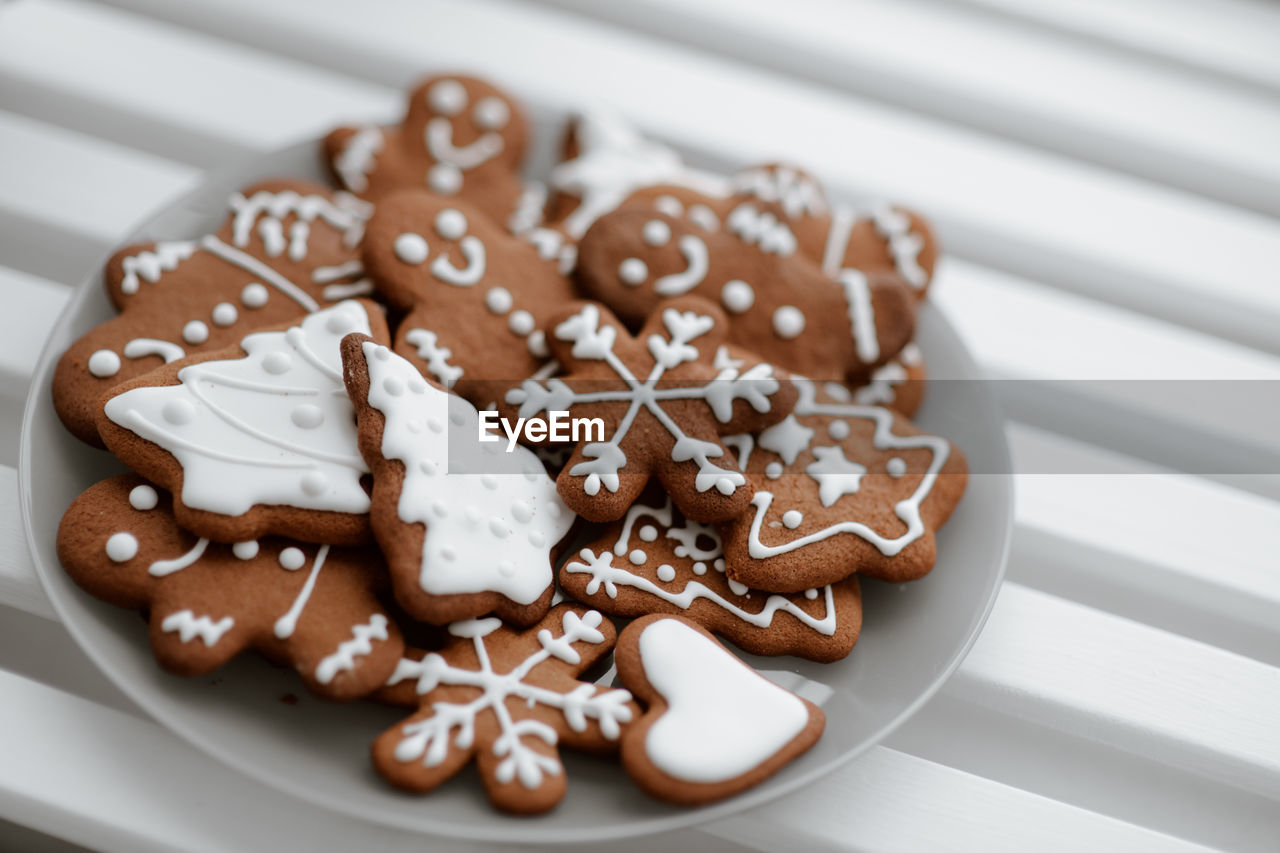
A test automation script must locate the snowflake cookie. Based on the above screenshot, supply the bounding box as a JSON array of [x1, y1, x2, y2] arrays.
[[341, 335, 575, 626], [614, 615, 825, 806], [560, 490, 862, 662], [360, 190, 576, 403], [720, 378, 968, 592], [374, 604, 637, 814], [57, 475, 404, 700], [97, 300, 391, 546], [503, 297, 798, 523], [573, 206, 917, 383], [324, 74, 528, 223], [54, 180, 373, 446]]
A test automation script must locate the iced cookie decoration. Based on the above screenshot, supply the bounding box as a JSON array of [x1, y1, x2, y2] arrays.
[[56, 475, 404, 701], [374, 605, 637, 814], [53, 180, 373, 446], [360, 190, 576, 403], [503, 297, 797, 523], [845, 343, 926, 418], [561, 491, 862, 662], [720, 378, 968, 592], [341, 335, 575, 626], [97, 300, 390, 546], [324, 74, 528, 222], [575, 207, 916, 382], [614, 615, 825, 806]]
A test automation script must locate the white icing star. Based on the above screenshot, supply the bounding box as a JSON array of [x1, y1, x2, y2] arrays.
[[758, 415, 815, 465], [806, 445, 867, 507]]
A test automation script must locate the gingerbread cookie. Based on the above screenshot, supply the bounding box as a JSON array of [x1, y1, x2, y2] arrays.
[[57, 474, 403, 700], [97, 300, 390, 546], [341, 335, 575, 626], [615, 615, 825, 806], [561, 489, 862, 662], [842, 343, 927, 417], [575, 207, 916, 382], [720, 378, 967, 592], [53, 180, 373, 446], [503, 297, 797, 523], [324, 74, 528, 222], [360, 190, 576, 402], [373, 605, 637, 814]]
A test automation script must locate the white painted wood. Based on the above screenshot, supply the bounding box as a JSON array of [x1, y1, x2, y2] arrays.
[[0, 0, 399, 168], [0, 466, 55, 621], [0, 267, 68, 467], [95, 0, 1280, 354], [534, 0, 1280, 217]]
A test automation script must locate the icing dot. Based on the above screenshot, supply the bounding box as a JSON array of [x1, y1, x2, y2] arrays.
[[408, 376, 427, 394], [728, 578, 750, 596], [618, 258, 648, 285], [528, 530, 546, 547], [435, 209, 467, 240], [182, 321, 209, 345], [488, 517, 510, 538], [262, 351, 292, 374], [440, 546, 457, 561], [782, 510, 803, 529], [407, 420, 422, 433], [419, 459, 439, 476], [692, 561, 707, 575], [105, 532, 138, 562], [428, 79, 467, 115], [828, 420, 851, 440], [465, 504, 481, 524], [654, 195, 683, 217], [128, 485, 158, 511], [714, 558, 726, 572], [485, 286, 513, 314], [88, 349, 121, 378], [326, 309, 358, 334], [805, 588, 820, 600], [394, 233, 429, 264], [279, 547, 305, 570], [773, 306, 806, 339], [450, 411, 465, 426], [715, 476, 736, 494], [383, 376, 405, 396], [657, 564, 676, 582], [291, 404, 324, 429], [887, 457, 907, 478], [511, 501, 533, 523], [429, 163, 462, 194], [373, 346, 391, 361], [162, 399, 196, 425], [765, 461, 783, 480], [527, 330, 549, 358], [720, 280, 755, 313], [629, 549, 647, 565], [638, 525, 658, 542], [481, 475, 498, 490], [473, 96, 510, 130], [498, 560, 516, 577], [301, 471, 327, 496], [232, 540, 259, 560], [508, 310, 535, 335], [427, 417, 444, 433], [643, 219, 671, 246], [689, 204, 719, 231], [211, 302, 237, 327], [241, 283, 268, 308], [432, 500, 448, 517]]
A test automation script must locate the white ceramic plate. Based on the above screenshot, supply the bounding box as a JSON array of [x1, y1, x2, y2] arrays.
[[20, 136, 1012, 845]]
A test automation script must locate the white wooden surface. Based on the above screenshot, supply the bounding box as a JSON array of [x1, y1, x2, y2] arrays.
[[0, 0, 1277, 849]]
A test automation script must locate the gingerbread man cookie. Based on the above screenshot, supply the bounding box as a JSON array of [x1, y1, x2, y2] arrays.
[[503, 297, 797, 523], [54, 180, 373, 446], [57, 475, 404, 701], [720, 378, 968, 592], [373, 605, 637, 814], [561, 489, 862, 662], [614, 615, 825, 806], [574, 207, 917, 382], [324, 74, 528, 223], [97, 300, 390, 546]]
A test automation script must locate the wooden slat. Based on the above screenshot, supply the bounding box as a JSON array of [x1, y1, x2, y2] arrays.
[[0, 467, 55, 622], [534, 0, 1280, 218], [0, 267, 68, 468]]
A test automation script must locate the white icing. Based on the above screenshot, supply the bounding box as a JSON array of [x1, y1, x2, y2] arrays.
[[509, 182, 547, 235], [772, 306, 805, 339], [428, 79, 467, 115], [720, 280, 754, 313], [387, 609, 632, 788], [88, 349, 121, 378], [887, 457, 907, 478], [182, 321, 209, 345], [279, 547, 306, 570], [473, 96, 510, 130], [838, 269, 880, 364], [315, 614, 389, 684], [782, 510, 803, 529], [119, 241, 198, 295], [508, 310, 535, 335], [688, 204, 720, 232], [428, 164, 462, 194], [637, 618, 809, 782], [229, 190, 369, 256], [425, 117, 504, 173], [105, 532, 138, 562], [394, 233, 429, 265], [619, 258, 648, 285], [241, 283, 269, 308], [211, 302, 238, 327], [148, 538, 209, 577], [485, 286, 513, 314], [725, 203, 797, 256], [870, 206, 927, 289], [123, 338, 185, 364], [643, 219, 671, 246], [274, 545, 328, 639], [128, 485, 158, 511], [404, 328, 463, 386], [653, 235, 709, 296], [733, 165, 827, 219], [232, 540, 259, 560], [361, 343, 573, 604], [333, 126, 384, 194], [429, 216, 485, 286], [828, 420, 851, 440], [161, 610, 234, 647], [821, 204, 857, 278], [103, 302, 373, 517], [758, 415, 815, 465]]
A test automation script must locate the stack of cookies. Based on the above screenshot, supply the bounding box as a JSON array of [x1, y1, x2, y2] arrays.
[[53, 74, 967, 814]]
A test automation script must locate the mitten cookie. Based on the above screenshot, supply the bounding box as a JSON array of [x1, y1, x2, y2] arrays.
[[574, 208, 916, 382], [615, 615, 825, 806], [97, 300, 390, 546], [341, 335, 575, 626], [373, 605, 637, 814], [57, 475, 403, 700], [721, 379, 967, 592], [560, 489, 862, 662], [360, 190, 576, 401], [503, 298, 797, 523], [324, 74, 528, 222], [53, 180, 372, 445]]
